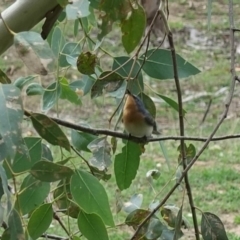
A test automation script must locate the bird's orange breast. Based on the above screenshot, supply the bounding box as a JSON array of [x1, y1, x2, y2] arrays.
[[123, 95, 145, 124]]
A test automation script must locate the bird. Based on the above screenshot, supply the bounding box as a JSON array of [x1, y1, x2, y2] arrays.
[[122, 90, 159, 138]]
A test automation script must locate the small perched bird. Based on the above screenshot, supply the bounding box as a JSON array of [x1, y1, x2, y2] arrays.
[[122, 90, 159, 138]]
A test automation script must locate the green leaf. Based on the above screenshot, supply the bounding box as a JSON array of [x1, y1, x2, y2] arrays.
[[0, 84, 24, 159], [0, 69, 11, 84], [0, 164, 12, 213], [54, 180, 80, 218], [125, 209, 150, 227], [57, 0, 69, 8], [59, 77, 82, 105], [112, 57, 143, 95], [14, 31, 55, 75], [42, 82, 61, 111], [15, 174, 50, 215], [70, 76, 95, 96], [78, 212, 109, 240], [4, 137, 41, 177], [8, 209, 24, 240], [87, 137, 112, 170], [173, 206, 183, 240], [201, 212, 228, 240], [14, 75, 36, 90], [114, 141, 141, 190], [66, 0, 90, 19], [77, 51, 97, 75], [0, 135, 7, 161], [30, 160, 73, 182], [41, 143, 53, 161], [123, 194, 143, 213], [138, 92, 156, 118], [28, 203, 53, 239], [121, 3, 145, 53], [71, 130, 97, 152], [26, 83, 44, 96], [59, 42, 81, 67], [97, 0, 130, 40], [91, 71, 124, 98], [70, 169, 114, 226], [51, 26, 66, 57], [30, 113, 71, 151], [139, 49, 201, 79], [156, 93, 187, 115]]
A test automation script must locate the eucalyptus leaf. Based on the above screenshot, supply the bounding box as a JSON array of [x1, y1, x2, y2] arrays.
[[70, 169, 114, 226]]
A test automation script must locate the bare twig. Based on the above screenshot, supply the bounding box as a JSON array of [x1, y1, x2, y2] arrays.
[[165, 9, 200, 239], [53, 212, 70, 237], [131, 0, 237, 238], [200, 98, 212, 125], [41, 233, 68, 240]]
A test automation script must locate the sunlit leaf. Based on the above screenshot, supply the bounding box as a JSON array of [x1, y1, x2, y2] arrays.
[[139, 49, 201, 79], [15, 174, 50, 215], [14, 31, 55, 75], [114, 141, 141, 190], [66, 0, 90, 20], [31, 160, 73, 182], [121, 3, 145, 53], [70, 76, 95, 96], [70, 169, 114, 226], [59, 77, 81, 105], [201, 212, 228, 240], [28, 203, 53, 239], [78, 212, 109, 240], [30, 113, 71, 151]]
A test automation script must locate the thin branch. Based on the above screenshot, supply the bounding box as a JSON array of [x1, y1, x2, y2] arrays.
[[200, 98, 212, 125], [71, 146, 95, 176], [131, 0, 237, 238], [24, 109, 240, 143], [53, 212, 70, 237], [165, 7, 199, 239], [41, 233, 68, 240]]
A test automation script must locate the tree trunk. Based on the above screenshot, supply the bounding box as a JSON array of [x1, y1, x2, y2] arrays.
[[0, 0, 58, 55]]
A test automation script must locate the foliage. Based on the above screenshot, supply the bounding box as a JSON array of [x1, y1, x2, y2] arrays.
[[0, 0, 232, 239]]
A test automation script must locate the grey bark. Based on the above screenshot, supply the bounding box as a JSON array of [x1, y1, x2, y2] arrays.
[[0, 0, 58, 55]]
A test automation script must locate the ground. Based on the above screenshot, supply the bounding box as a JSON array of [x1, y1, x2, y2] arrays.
[[1, 0, 240, 239]]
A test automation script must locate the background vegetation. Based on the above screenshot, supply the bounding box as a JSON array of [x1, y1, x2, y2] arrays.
[[0, 0, 240, 239]]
